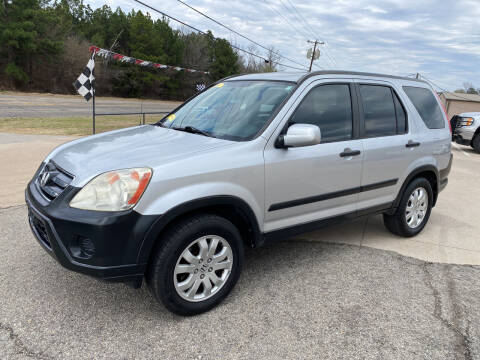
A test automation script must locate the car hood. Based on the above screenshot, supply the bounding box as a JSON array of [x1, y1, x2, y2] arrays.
[[47, 125, 234, 186]]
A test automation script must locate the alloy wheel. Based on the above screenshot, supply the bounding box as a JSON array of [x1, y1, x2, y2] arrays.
[[405, 187, 428, 229], [173, 235, 233, 302]]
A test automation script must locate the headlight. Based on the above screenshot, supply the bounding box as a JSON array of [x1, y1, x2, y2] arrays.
[[70, 168, 152, 211], [459, 117, 474, 127]]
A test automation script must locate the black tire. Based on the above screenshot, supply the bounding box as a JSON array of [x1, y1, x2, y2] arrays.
[[472, 134, 480, 154], [146, 214, 244, 316], [383, 177, 433, 238]]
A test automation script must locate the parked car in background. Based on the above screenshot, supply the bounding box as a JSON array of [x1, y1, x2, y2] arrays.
[[26, 71, 452, 315], [451, 112, 480, 153]]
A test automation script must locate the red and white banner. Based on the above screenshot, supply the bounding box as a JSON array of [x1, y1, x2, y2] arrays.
[[89, 46, 209, 75]]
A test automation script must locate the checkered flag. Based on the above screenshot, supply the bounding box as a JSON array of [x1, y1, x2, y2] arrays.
[[73, 51, 95, 101]]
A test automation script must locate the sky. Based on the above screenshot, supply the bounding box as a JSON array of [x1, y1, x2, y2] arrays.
[[88, 0, 480, 91]]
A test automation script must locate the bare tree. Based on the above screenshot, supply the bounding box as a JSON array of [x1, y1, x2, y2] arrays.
[[463, 81, 479, 94], [263, 47, 280, 72]]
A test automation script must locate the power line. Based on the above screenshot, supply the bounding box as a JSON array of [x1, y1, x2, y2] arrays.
[[263, 0, 332, 70], [263, 0, 311, 40], [278, 0, 331, 69], [281, 0, 339, 68], [282, 0, 323, 45], [277, 0, 338, 69], [280, 0, 315, 37], [133, 0, 307, 71], [173, 0, 308, 70], [322, 43, 339, 68]]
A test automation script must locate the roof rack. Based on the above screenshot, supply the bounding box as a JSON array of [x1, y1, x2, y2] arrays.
[[297, 70, 428, 85]]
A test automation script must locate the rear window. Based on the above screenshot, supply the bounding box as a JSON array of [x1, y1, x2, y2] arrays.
[[403, 86, 445, 129]]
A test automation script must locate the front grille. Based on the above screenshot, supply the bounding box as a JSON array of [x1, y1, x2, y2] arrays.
[[29, 212, 51, 249], [36, 161, 74, 202]]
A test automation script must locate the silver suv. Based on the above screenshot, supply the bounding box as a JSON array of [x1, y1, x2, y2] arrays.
[[26, 71, 452, 315], [452, 112, 480, 153]]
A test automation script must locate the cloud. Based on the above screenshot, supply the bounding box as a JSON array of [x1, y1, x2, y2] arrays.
[[363, 5, 388, 14], [86, 0, 479, 90]]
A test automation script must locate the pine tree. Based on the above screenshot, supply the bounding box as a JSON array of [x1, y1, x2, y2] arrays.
[[0, 0, 63, 84]]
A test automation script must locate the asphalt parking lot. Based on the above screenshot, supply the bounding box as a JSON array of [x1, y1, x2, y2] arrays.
[[0, 92, 180, 118], [1, 205, 479, 359], [1, 136, 480, 359]]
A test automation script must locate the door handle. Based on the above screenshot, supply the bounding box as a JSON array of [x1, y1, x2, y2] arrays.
[[405, 140, 421, 148], [340, 148, 361, 157]]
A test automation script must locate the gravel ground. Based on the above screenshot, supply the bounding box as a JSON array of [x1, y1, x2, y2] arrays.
[[1, 205, 479, 360]]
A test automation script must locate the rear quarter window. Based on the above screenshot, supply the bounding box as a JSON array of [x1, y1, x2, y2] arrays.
[[403, 86, 445, 129]]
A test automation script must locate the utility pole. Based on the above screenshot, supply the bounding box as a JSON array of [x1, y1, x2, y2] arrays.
[[307, 40, 324, 72]]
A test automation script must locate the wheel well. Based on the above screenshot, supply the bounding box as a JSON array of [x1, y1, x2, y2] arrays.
[[141, 199, 261, 268], [416, 171, 438, 205], [405, 170, 438, 206], [165, 204, 258, 248], [474, 127, 480, 139], [390, 168, 439, 214]]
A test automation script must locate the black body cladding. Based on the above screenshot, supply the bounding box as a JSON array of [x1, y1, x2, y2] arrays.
[[26, 176, 157, 286]]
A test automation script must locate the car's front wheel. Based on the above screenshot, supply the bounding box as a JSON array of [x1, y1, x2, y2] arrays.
[[472, 133, 480, 154], [146, 214, 244, 316]]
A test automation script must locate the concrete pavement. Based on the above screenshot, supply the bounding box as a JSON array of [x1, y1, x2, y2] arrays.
[[0, 133, 77, 207], [0, 92, 181, 118]]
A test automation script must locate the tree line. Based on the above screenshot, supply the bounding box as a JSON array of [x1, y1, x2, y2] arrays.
[[454, 82, 480, 95], [0, 0, 278, 100]]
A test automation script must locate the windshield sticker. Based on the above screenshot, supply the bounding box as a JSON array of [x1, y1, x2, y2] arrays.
[[215, 83, 224, 88], [167, 114, 176, 121]]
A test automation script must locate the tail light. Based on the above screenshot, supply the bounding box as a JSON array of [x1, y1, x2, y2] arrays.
[[434, 92, 451, 133]]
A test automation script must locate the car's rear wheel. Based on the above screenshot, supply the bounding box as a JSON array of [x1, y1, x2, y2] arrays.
[[383, 177, 433, 237], [146, 214, 244, 316], [472, 134, 480, 154]]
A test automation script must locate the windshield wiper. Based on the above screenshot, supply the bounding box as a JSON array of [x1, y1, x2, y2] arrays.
[[172, 126, 213, 137]]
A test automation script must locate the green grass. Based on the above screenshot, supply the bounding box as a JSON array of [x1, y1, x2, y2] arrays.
[[0, 115, 166, 136]]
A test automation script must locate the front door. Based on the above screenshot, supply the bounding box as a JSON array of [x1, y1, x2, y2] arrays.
[[263, 80, 364, 233]]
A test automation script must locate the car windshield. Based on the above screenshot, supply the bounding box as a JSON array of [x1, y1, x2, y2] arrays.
[[160, 80, 295, 141]]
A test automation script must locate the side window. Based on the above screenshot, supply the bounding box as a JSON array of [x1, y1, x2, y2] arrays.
[[359, 85, 397, 137], [403, 86, 445, 129], [290, 84, 353, 143], [393, 91, 407, 134]]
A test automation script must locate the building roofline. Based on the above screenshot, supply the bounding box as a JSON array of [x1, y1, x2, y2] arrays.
[[440, 91, 480, 102]]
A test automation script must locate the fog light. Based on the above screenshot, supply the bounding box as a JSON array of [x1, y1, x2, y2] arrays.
[[79, 237, 95, 258], [70, 236, 95, 259]]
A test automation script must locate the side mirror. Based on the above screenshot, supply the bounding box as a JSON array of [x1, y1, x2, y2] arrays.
[[276, 124, 321, 148]]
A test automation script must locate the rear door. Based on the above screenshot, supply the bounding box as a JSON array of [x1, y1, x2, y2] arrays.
[[355, 79, 419, 210], [263, 79, 364, 232]]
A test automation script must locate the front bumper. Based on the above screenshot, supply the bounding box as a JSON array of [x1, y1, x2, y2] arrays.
[[453, 127, 475, 145], [26, 179, 158, 286]]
